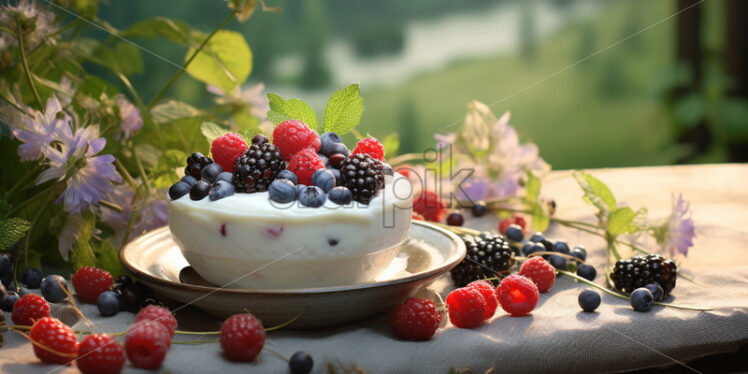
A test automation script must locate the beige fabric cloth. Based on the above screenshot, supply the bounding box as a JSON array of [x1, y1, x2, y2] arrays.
[[1, 164, 747, 373]]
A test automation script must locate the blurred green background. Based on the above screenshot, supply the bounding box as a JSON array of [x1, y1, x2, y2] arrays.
[[96, 0, 748, 170]]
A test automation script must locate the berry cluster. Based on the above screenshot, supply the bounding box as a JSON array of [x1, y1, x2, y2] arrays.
[[521, 232, 597, 281], [169, 151, 235, 202], [450, 233, 514, 287]]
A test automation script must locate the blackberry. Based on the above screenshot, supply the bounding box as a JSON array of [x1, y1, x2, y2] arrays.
[[610, 254, 677, 296], [184, 152, 213, 180], [232, 143, 285, 193], [339, 154, 385, 204], [450, 234, 514, 287]]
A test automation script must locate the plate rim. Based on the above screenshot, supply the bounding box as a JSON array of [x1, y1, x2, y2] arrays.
[[121, 220, 465, 295]]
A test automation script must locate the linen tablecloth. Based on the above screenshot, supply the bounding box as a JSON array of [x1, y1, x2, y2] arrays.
[[2, 164, 747, 373]]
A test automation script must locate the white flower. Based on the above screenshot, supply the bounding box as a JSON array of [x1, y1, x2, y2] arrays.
[[207, 82, 269, 120], [3, 96, 70, 161], [114, 94, 142, 139], [58, 214, 86, 261], [1, 0, 58, 50]]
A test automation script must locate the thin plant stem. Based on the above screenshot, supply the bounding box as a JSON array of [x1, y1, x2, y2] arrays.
[[18, 25, 43, 110], [114, 159, 138, 191], [7, 162, 42, 198], [9, 184, 56, 216], [20, 195, 52, 271], [172, 339, 220, 345], [121, 205, 139, 247], [146, 10, 237, 111], [132, 150, 151, 195], [116, 72, 145, 109]]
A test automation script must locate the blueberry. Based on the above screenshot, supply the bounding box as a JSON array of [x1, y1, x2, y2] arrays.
[[200, 162, 223, 183], [277, 169, 298, 185], [116, 274, 133, 289], [576, 264, 597, 281], [269, 179, 297, 203], [570, 248, 586, 262], [317, 154, 329, 167], [180, 175, 198, 186], [630, 288, 654, 312], [327, 168, 341, 184], [41, 274, 69, 303], [289, 351, 314, 374], [383, 164, 394, 176], [548, 255, 568, 270], [295, 184, 307, 196], [97, 291, 120, 317], [553, 241, 570, 254], [2, 291, 19, 312], [319, 132, 343, 156], [0, 254, 11, 275], [209, 180, 235, 201], [573, 246, 586, 258], [539, 239, 554, 252], [521, 243, 535, 256], [446, 212, 464, 226], [299, 186, 326, 208], [215, 172, 233, 184], [17, 286, 30, 296], [504, 224, 524, 242], [189, 180, 211, 200], [252, 134, 268, 145], [644, 283, 665, 302], [312, 169, 336, 193], [0, 273, 12, 288], [327, 153, 347, 169], [578, 289, 601, 312], [471, 203, 486, 217], [329, 143, 349, 157], [327, 186, 352, 205], [529, 233, 545, 243], [169, 181, 191, 200]]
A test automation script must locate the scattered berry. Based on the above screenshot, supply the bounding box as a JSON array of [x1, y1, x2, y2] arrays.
[[548, 255, 568, 270], [0, 254, 10, 274], [466, 280, 498, 319], [211, 132, 249, 173], [233, 142, 285, 193], [125, 320, 171, 369], [553, 241, 570, 254], [446, 212, 464, 226], [519, 256, 556, 293], [298, 186, 326, 208], [1, 272, 12, 288], [3, 291, 19, 312], [529, 232, 545, 242], [268, 178, 297, 203], [11, 294, 50, 326], [184, 152, 213, 180], [390, 297, 440, 341], [644, 283, 665, 302], [134, 305, 177, 337], [450, 234, 513, 287], [180, 175, 197, 186], [289, 351, 314, 374], [21, 267, 43, 288], [327, 186, 353, 205], [339, 154, 385, 204], [571, 246, 587, 261], [287, 149, 326, 186], [611, 254, 677, 296], [312, 169, 336, 193], [522, 242, 545, 257], [504, 224, 524, 242], [189, 180, 210, 200], [412, 190, 447, 223], [318, 132, 343, 157], [77, 333, 126, 374], [209, 180, 235, 201], [277, 169, 298, 185], [97, 291, 120, 317], [72, 266, 113, 304], [115, 275, 133, 288], [499, 216, 527, 235], [200, 162, 223, 184], [220, 313, 266, 362], [168, 181, 191, 200], [352, 137, 385, 161], [17, 286, 30, 296], [29, 316, 79, 364], [496, 275, 539, 317], [471, 203, 487, 217], [630, 288, 654, 312], [327, 153, 348, 169], [576, 264, 597, 281], [215, 171, 233, 184], [446, 287, 487, 328], [272, 120, 321, 160], [578, 290, 601, 312]]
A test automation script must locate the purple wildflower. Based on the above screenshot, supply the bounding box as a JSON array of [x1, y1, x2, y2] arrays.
[[659, 193, 696, 258], [115, 94, 142, 139]]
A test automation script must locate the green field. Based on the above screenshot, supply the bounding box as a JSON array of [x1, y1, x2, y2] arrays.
[[357, 0, 680, 170]]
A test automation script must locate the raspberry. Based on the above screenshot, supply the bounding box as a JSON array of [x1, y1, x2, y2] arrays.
[[211, 132, 248, 173], [72, 266, 113, 304], [134, 305, 177, 337], [466, 281, 498, 319], [445, 287, 487, 328], [413, 190, 448, 223], [220, 313, 266, 362], [389, 298, 441, 341], [496, 275, 539, 317], [412, 212, 425, 221], [272, 120, 320, 161], [125, 320, 171, 369], [352, 137, 385, 161], [76, 333, 126, 374], [499, 216, 527, 235], [287, 149, 325, 185], [29, 316, 79, 364], [11, 294, 50, 326], [519, 257, 556, 293]]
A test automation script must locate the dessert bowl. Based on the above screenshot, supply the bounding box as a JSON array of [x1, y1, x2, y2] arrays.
[[167, 174, 414, 289], [120, 221, 465, 328]]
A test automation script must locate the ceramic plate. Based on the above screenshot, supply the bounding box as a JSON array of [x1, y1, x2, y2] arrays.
[[120, 221, 465, 329]]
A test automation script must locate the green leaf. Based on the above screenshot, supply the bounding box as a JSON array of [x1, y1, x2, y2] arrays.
[[95, 239, 128, 276], [122, 17, 194, 45], [0, 218, 32, 251], [150, 100, 201, 125], [525, 170, 541, 203], [530, 202, 550, 232], [323, 83, 364, 134], [232, 109, 261, 138], [573, 172, 616, 213], [381, 133, 399, 158], [185, 30, 252, 91], [70, 214, 97, 269], [266, 93, 318, 129], [607, 207, 640, 236], [673, 92, 705, 128], [200, 122, 230, 145], [134, 144, 162, 168], [151, 150, 188, 189], [89, 42, 144, 76]]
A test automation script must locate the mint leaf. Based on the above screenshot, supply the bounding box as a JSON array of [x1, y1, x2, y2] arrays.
[[525, 170, 541, 203], [574, 172, 616, 213], [70, 214, 97, 268], [381, 133, 399, 158], [152, 149, 188, 188], [151, 100, 201, 125], [608, 207, 644, 235], [95, 239, 128, 276], [530, 202, 550, 232], [323, 83, 364, 134], [266, 93, 317, 130], [0, 218, 32, 250], [200, 122, 230, 145], [122, 17, 194, 45], [185, 30, 252, 90]]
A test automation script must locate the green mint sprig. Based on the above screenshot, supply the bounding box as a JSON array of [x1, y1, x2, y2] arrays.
[[266, 83, 364, 135]]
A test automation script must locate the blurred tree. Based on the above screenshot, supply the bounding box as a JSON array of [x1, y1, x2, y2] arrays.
[[519, 0, 538, 63], [298, 0, 332, 88], [575, 24, 597, 62], [398, 97, 419, 154], [725, 0, 748, 161]]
